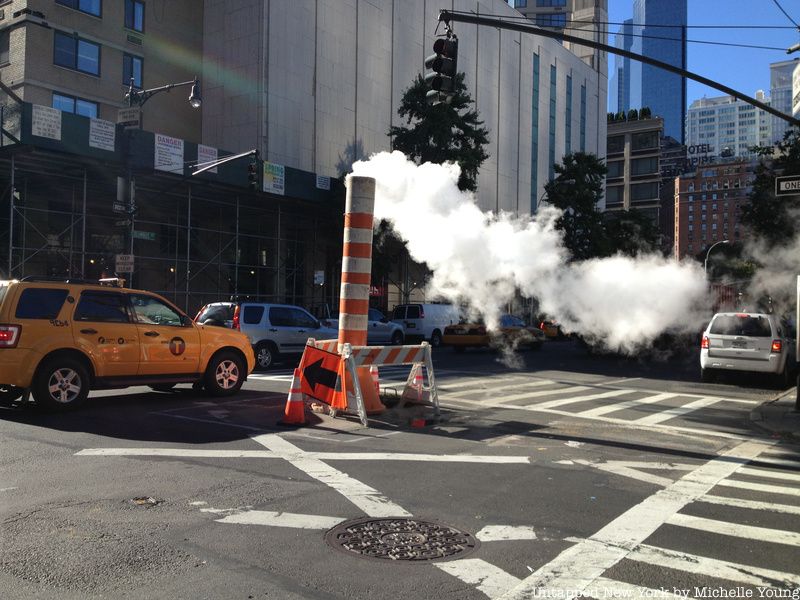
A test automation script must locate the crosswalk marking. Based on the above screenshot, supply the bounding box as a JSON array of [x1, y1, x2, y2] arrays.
[[577, 392, 674, 418], [633, 396, 721, 425], [435, 558, 521, 597], [716, 477, 800, 496], [667, 512, 800, 546], [530, 388, 633, 411], [748, 454, 800, 469], [699, 494, 800, 515], [737, 465, 800, 482], [628, 544, 800, 588]]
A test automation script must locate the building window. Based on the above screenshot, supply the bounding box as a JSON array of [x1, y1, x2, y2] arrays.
[[536, 13, 567, 28], [580, 84, 586, 152], [53, 92, 98, 118], [632, 131, 658, 151], [565, 74, 572, 155], [123, 53, 143, 88], [688, 204, 693, 212], [607, 160, 624, 179], [606, 186, 623, 206], [630, 182, 658, 202], [607, 135, 624, 154], [631, 156, 659, 176], [548, 64, 556, 181], [0, 30, 8, 64], [56, 0, 101, 17], [54, 31, 100, 76], [125, 0, 145, 32], [514, 0, 527, 7], [536, 0, 566, 6]]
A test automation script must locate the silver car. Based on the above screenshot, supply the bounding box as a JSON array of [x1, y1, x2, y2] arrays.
[[195, 302, 337, 369], [326, 308, 405, 346], [700, 311, 796, 386]]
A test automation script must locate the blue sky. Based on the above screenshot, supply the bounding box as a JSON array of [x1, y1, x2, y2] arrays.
[[607, 0, 800, 106]]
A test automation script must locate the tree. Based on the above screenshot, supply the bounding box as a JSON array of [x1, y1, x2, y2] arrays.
[[741, 126, 800, 248], [603, 209, 661, 257], [389, 73, 489, 192], [544, 152, 608, 260]]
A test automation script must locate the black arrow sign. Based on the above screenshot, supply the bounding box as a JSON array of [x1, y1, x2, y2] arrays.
[[303, 358, 338, 391]]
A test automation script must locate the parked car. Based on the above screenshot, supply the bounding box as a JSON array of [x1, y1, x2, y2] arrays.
[[325, 308, 405, 346], [391, 303, 460, 347], [443, 314, 546, 352], [0, 278, 254, 410], [195, 301, 337, 369], [700, 311, 797, 386]]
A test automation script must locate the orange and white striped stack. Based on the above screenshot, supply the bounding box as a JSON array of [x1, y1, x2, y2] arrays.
[[338, 176, 375, 351]]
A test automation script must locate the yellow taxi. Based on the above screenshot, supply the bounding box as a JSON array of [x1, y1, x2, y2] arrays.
[[443, 314, 546, 352], [0, 278, 255, 410]]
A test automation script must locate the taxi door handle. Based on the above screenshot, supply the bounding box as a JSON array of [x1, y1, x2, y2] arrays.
[[144, 331, 160, 337], [80, 328, 97, 335]]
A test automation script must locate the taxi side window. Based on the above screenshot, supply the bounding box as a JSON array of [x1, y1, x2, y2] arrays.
[[75, 292, 130, 323], [15, 288, 69, 319], [129, 294, 184, 327]]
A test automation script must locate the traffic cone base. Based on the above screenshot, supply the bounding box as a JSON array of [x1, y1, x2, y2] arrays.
[[402, 364, 428, 404], [277, 368, 307, 427]]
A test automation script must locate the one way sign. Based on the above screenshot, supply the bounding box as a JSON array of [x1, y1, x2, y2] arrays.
[[775, 175, 800, 196]]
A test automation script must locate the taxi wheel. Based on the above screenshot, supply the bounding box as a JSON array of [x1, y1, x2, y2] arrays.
[[255, 343, 277, 370], [33, 358, 90, 410], [430, 330, 443, 348], [205, 352, 245, 397]]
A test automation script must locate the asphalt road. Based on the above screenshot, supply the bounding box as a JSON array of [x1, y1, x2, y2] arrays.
[[1, 340, 797, 600]]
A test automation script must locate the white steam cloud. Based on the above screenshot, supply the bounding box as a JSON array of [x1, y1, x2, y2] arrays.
[[351, 151, 711, 353]]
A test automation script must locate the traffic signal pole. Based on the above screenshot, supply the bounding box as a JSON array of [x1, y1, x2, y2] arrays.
[[437, 9, 800, 128]]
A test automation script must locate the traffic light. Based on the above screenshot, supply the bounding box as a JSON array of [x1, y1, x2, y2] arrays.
[[248, 151, 259, 191], [424, 37, 458, 105]]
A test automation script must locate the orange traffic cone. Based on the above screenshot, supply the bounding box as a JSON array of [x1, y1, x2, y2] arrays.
[[370, 365, 380, 396], [278, 368, 307, 427], [401, 364, 426, 404]]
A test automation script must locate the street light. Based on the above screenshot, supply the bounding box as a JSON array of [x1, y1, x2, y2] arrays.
[[125, 76, 202, 108], [704, 239, 729, 276], [537, 178, 576, 211]]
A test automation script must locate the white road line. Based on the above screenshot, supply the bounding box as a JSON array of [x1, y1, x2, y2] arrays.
[[748, 455, 800, 468], [251, 434, 412, 518], [587, 577, 692, 600], [667, 512, 800, 546], [311, 452, 530, 464], [567, 459, 696, 488], [533, 388, 634, 412], [76, 448, 529, 464], [496, 440, 773, 600], [716, 478, 800, 496], [629, 544, 800, 588], [577, 392, 674, 418], [215, 510, 346, 529], [699, 494, 800, 515], [76, 448, 278, 458], [435, 558, 521, 597], [633, 396, 721, 426], [736, 466, 800, 482], [475, 525, 537, 542], [442, 385, 593, 406]]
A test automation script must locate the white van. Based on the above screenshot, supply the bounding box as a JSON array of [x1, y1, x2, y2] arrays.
[[391, 303, 460, 347]]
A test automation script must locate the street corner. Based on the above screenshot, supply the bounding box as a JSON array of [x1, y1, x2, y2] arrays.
[[749, 388, 800, 442]]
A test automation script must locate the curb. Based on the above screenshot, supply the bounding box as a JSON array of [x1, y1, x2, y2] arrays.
[[749, 387, 800, 443]]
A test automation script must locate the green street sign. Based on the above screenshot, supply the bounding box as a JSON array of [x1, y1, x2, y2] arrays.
[[132, 230, 156, 241]]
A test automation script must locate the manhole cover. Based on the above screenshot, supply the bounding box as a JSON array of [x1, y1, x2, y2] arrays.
[[324, 517, 479, 562]]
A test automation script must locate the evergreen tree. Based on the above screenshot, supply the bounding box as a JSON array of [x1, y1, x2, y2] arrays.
[[389, 73, 489, 192]]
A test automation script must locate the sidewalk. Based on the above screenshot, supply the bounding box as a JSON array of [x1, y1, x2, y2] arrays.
[[750, 386, 800, 442]]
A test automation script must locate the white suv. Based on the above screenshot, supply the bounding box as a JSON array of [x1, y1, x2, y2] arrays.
[[700, 312, 796, 386]]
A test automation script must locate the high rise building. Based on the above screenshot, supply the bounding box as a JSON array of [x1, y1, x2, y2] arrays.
[[608, 19, 633, 114], [611, 0, 687, 143], [770, 59, 799, 144], [685, 92, 772, 159]]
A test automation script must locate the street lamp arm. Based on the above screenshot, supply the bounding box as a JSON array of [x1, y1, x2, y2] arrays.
[[704, 240, 730, 276], [126, 77, 201, 108]]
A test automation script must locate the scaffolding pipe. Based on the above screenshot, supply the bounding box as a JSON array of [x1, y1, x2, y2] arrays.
[[7, 154, 13, 276], [81, 169, 87, 277], [185, 185, 192, 311]]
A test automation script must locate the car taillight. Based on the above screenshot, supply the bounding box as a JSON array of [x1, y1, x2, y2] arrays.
[[771, 339, 782, 353], [0, 325, 21, 348], [539, 322, 545, 330], [701, 335, 709, 349], [232, 305, 240, 330]]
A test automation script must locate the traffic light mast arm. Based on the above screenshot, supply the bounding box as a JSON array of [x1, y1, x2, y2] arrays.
[[438, 9, 800, 128], [191, 148, 259, 176]]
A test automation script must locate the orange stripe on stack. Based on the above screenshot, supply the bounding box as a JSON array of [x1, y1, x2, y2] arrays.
[[338, 176, 376, 351]]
